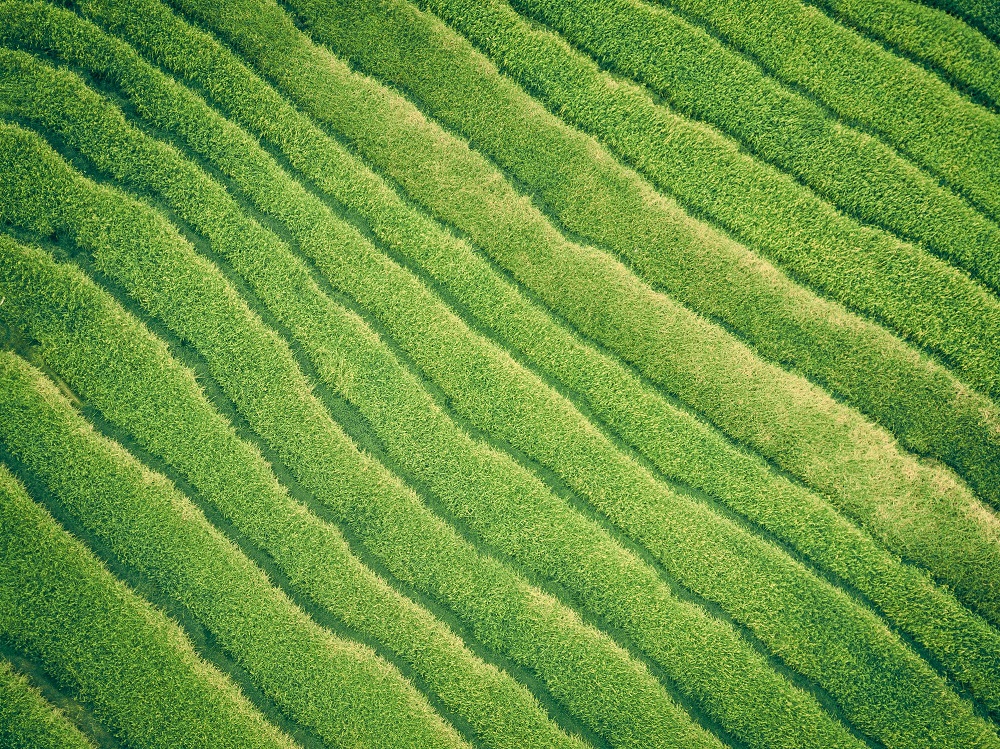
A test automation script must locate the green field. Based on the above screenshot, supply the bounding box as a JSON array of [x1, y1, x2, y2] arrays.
[[1, 0, 998, 747]]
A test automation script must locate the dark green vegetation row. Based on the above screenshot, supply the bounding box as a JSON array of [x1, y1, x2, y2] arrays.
[[1, 0, 998, 747]]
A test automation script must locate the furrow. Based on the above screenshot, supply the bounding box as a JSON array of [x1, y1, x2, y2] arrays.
[[0, 653, 101, 749], [0, 441, 332, 749], [37, 0, 991, 720], [0, 119, 725, 749], [292, 0, 1000, 438], [803, 0, 1000, 112], [640, 0, 1000, 224], [149, 0, 1000, 633], [509, 0, 1000, 294], [0, 458, 301, 749], [133, 0, 1000, 517], [916, 0, 1000, 46], [0, 150, 599, 749], [54, 0, 1000, 515]]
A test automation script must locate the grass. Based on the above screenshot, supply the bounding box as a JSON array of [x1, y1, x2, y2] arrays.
[[0, 658, 96, 749], [8, 0, 997, 719], [506, 0, 1000, 289], [0, 49, 920, 749], [807, 0, 1000, 111], [0, 120, 725, 749], [152, 0, 1000, 628], [0, 230, 585, 749], [643, 0, 1000, 222], [413, 0, 1000, 402], [10, 31, 1000, 748], [2, 0, 999, 746], [0, 315, 468, 749], [0, 457, 298, 749]]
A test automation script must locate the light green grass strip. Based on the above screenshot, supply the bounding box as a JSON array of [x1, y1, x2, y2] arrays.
[[9, 2, 1000, 723], [409, 0, 1000, 401], [0, 658, 96, 749], [809, 0, 1000, 110], [0, 459, 298, 749], [0, 122, 718, 749], [508, 0, 1000, 291], [31, 3, 1000, 717], [0, 237, 587, 749], [643, 0, 1000, 222], [1, 49, 899, 749], [155, 0, 1000, 627], [0, 315, 467, 749]]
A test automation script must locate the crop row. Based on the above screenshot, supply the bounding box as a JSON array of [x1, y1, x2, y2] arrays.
[[0, 656, 96, 749], [644, 0, 1000, 222], [0, 230, 586, 749], [21, 0, 1000, 717], [809, 0, 1000, 111], [0, 46, 891, 749], [9, 30, 1000, 749], [0, 455, 297, 749], [0, 120, 724, 749], [508, 0, 1000, 291], [151, 0, 1000, 626], [920, 0, 1000, 45]]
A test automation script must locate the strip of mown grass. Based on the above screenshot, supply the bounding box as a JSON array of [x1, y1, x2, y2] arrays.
[[643, 0, 1000, 223], [4, 55, 872, 749], [14, 1, 1000, 720], [809, 0, 1000, 110], [0, 458, 298, 749], [0, 658, 96, 749], [0, 298, 468, 749], [507, 0, 1000, 291], [0, 237, 587, 749], [0, 122, 722, 749], [151, 0, 1000, 628]]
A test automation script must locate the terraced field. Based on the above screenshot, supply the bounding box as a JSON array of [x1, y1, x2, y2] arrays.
[[1, 0, 998, 747]]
